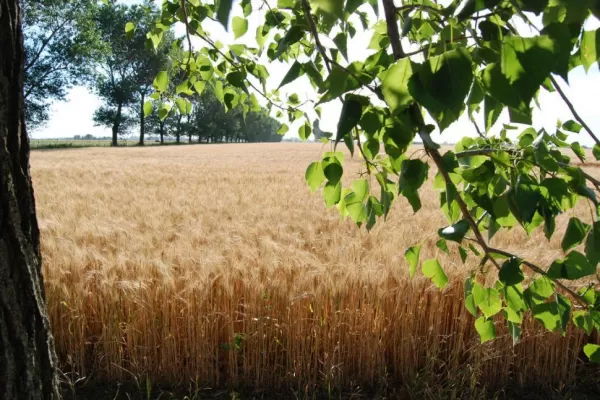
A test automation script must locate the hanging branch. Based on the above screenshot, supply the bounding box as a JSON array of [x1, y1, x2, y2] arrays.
[[379, 0, 592, 308]]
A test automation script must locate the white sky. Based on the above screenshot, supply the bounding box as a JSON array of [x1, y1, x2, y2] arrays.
[[36, 0, 600, 147]]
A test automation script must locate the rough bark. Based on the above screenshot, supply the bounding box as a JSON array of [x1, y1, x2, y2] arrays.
[[138, 92, 145, 146], [0, 0, 61, 398]]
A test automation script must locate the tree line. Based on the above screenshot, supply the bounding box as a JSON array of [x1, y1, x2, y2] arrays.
[[23, 0, 283, 146]]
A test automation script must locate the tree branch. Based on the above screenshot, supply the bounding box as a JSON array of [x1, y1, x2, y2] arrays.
[[455, 148, 600, 192], [25, 17, 70, 72], [382, 0, 504, 270], [179, 0, 194, 67], [301, 0, 332, 74], [487, 247, 589, 307], [550, 75, 600, 147]]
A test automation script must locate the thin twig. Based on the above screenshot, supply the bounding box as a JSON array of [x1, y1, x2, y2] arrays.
[[301, 0, 332, 74], [487, 247, 588, 307], [550, 76, 600, 147], [179, 0, 194, 67]]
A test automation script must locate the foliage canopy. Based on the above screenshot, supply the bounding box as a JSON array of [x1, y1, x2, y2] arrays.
[[147, 0, 600, 360]]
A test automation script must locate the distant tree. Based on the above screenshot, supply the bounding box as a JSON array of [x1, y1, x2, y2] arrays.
[[92, 105, 135, 137], [128, 2, 176, 146], [91, 1, 164, 146], [145, 101, 177, 144], [244, 112, 283, 143], [22, 0, 104, 130]]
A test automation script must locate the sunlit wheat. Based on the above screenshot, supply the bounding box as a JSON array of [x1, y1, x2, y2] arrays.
[[32, 143, 598, 392]]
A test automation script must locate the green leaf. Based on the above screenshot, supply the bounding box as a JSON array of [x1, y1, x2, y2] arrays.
[[571, 142, 586, 162], [504, 284, 527, 312], [499, 258, 524, 286], [472, 284, 502, 318], [153, 71, 169, 92], [532, 302, 561, 331], [504, 306, 523, 324], [408, 48, 473, 131], [581, 29, 599, 72], [525, 276, 555, 308], [125, 22, 135, 39], [319, 65, 361, 104], [399, 159, 429, 191], [256, 25, 268, 49], [336, 97, 362, 144], [175, 97, 191, 114], [333, 32, 348, 61], [324, 181, 342, 207], [279, 61, 304, 89], [584, 344, 600, 363], [508, 321, 521, 346], [216, 0, 234, 29], [381, 59, 414, 114], [322, 158, 343, 184], [547, 251, 595, 280], [226, 71, 247, 92], [143, 101, 153, 117], [585, 222, 600, 266], [498, 35, 558, 110], [422, 259, 448, 289], [593, 145, 600, 161], [507, 178, 541, 225], [573, 310, 594, 335], [157, 103, 171, 121], [438, 220, 470, 243], [176, 81, 193, 95], [398, 159, 429, 213], [436, 239, 449, 255], [232, 16, 248, 39], [404, 245, 421, 278], [345, 190, 367, 223], [193, 81, 206, 95], [475, 317, 496, 343], [277, 0, 296, 8], [310, 0, 344, 20], [459, 246, 468, 263], [277, 124, 289, 135], [456, 0, 502, 20], [305, 162, 326, 192], [353, 179, 369, 201], [214, 81, 224, 103], [299, 122, 311, 141], [465, 277, 477, 316], [562, 120, 582, 133], [541, 22, 572, 81], [561, 217, 591, 252]]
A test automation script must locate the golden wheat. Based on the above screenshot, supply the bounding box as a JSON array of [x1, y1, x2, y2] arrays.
[[31, 143, 598, 393]]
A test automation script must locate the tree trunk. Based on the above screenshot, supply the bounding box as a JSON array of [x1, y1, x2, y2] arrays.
[[138, 92, 145, 146], [111, 102, 122, 147], [159, 121, 164, 144], [176, 114, 181, 144], [0, 1, 61, 398]]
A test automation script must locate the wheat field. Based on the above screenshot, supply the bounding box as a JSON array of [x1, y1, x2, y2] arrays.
[[31, 143, 598, 395]]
